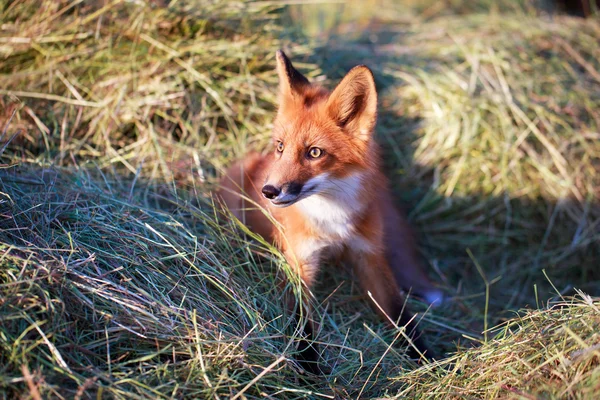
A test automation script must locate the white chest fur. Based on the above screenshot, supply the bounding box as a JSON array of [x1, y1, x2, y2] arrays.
[[295, 172, 365, 239]]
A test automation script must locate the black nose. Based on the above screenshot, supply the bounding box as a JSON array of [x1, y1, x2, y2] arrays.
[[261, 185, 281, 199]]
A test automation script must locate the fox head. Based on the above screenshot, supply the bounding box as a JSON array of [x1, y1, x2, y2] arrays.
[[262, 50, 379, 207]]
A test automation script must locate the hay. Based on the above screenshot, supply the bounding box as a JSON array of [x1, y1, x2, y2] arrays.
[[1, 1, 599, 398]]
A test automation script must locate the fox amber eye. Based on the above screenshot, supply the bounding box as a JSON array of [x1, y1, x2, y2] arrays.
[[276, 141, 284, 152], [308, 147, 322, 158]]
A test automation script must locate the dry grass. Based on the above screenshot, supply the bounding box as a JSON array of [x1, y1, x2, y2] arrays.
[[398, 292, 600, 399], [0, 0, 310, 179], [1, 0, 599, 399]]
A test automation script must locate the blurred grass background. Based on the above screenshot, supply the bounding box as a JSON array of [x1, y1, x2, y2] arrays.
[[1, 0, 599, 398]]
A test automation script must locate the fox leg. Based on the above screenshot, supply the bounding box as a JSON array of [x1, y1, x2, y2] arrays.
[[349, 249, 432, 359], [281, 249, 325, 374]]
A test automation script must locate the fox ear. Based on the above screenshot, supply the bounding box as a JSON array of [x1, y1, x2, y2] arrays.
[[326, 66, 377, 141], [276, 50, 310, 100]]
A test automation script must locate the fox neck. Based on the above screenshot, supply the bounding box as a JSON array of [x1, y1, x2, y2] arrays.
[[293, 171, 370, 239]]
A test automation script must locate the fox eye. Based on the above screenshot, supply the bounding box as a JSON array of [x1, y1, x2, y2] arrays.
[[308, 147, 322, 159], [276, 141, 284, 153]]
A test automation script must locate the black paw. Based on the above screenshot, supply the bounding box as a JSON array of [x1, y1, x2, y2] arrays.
[[296, 338, 329, 375]]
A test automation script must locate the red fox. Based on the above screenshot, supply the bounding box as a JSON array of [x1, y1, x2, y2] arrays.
[[218, 50, 443, 372]]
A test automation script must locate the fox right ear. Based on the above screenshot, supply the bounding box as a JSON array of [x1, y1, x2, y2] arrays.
[[276, 50, 310, 100], [326, 65, 377, 142]]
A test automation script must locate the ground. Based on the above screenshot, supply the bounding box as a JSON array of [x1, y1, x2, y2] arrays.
[[1, 1, 599, 399]]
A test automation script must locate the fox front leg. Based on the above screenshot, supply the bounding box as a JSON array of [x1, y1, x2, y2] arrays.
[[281, 248, 325, 374]]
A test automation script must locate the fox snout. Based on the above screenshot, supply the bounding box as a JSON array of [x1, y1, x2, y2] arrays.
[[261, 182, 304, 206], [261, 184, 281, 199]]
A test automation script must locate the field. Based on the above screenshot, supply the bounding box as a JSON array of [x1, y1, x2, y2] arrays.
[[1, 0, 599, 398]]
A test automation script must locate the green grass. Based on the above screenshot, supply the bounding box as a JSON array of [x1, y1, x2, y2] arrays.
[[1, 0, 600, 398]]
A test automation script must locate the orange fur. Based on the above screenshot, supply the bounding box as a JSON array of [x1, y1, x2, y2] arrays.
[[217, 51, 442, 368]]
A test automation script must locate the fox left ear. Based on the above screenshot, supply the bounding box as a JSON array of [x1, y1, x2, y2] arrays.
[[276, 50, 310, 101], [326, 66, 377, 141]]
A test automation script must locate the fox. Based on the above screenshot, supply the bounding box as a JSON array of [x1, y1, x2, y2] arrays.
[[218, 50, 443, 373]]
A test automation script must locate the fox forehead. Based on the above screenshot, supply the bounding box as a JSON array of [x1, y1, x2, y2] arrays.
[[274, 117, 340, 146], [274, 86, 337, 140]]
